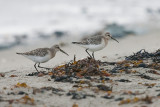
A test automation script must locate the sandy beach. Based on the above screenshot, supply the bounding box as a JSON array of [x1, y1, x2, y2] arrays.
[[1, 0, 160, 106], [0, 32, 160, 107]]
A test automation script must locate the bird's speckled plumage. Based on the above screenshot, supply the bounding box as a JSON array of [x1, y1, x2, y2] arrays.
[[72, 32, 111, 45], [76, 36, 105, 45], [17, 48, 51, 57]]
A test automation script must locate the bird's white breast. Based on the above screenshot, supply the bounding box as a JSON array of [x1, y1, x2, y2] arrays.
[[81, 38, 107, 52], [23, 54, 51, 63]]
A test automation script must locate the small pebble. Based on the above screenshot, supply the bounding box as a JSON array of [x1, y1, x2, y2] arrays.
[[18, 91, 25, 95]]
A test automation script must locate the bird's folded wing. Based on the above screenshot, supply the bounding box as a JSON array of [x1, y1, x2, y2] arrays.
[[22, 48, 49, 57], [81, 36, 102, 45]]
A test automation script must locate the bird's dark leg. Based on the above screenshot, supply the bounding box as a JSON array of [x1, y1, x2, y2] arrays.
[[38, 63, 51, 70], [34, 63, 39, 72], [85, 49, 92, 58], [92, 52, 95, 59]]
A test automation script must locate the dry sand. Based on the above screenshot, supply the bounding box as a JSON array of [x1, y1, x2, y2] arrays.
[[0, 32, 160, 107]]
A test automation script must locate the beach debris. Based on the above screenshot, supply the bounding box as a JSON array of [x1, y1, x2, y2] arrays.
[[18, 95, 35, 105], [138, 63, 147, 68], [0, 99, 14, 104], [18, 91, 26, 95], [97, 85, 112, 91], [14, 83, 29, 88], [115, 97, 124, 101], [53, 75, 72, 82], [141, 95, 153, 104], [0, 96, 3, 100], [125, 49, 160, 63], [108, 49, 160, 73], [115, 79, 131, 82], [72, 93, 86, 100], [67, 91, 95, 100], [137, 74, 156, 80], [3, 87, 7, 90], [52, 58, 102, 76], [10, 75, 18, 77], [0, 73, 5, 77], [125, 49, 153, 60], [101, 61, 116, 66], [144, 83, 156, 88], [72, 103, 79, 107], [102, 95, 114, 99], [122, 91, 145, 96], [43, 57, 112, 84], [52, 87, 64, 96], [157, 93, 160, 96], [146, 70, 160, 75], [67, 91, 86, 100], [0, 95, 35, 105], [26, 71, 48, 76], [119, 97, 139, 105], [119, 95, 153, 105], [37, 72, 45, 77], [32, 86, 64, 95], [138, 82, 156, 88], [148, 63, 160, 70], [7, 92, 15, 95], [155, 89, 160, 92], [7, 91, 27, 95]]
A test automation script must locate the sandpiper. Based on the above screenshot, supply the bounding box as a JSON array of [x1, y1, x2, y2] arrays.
[[17, 44, 69, 72], [72, 32, 119, 58]]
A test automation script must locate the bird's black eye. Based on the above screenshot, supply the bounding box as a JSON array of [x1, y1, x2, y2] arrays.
[[105, 32, 110, 37]]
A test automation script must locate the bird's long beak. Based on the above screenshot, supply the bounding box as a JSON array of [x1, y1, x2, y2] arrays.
[[111, 37, 119, 43], [59, 48, 69, 56]]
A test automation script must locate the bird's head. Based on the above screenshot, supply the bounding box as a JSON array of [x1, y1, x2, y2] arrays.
[[105, 32, 119, 43], [51, 44, 69, 56]]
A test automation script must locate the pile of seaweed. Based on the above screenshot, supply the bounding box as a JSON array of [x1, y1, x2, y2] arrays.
[[105, 49, 160, 74], [27, 56, 110, 83], [52, 57, 111, 77], [125, 49, 160, 62], [27, 49, 160, 81]]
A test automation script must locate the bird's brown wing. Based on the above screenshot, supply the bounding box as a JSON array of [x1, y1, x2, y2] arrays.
[[73, 36, 103, 45], [20, 48, 50, 57]]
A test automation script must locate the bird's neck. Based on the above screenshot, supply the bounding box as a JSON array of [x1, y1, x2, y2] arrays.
[[49, 48, 57, 58], [103, 36, 109, 46]]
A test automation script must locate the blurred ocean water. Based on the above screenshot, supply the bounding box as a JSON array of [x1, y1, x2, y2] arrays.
[[0, 0, 160, 49]]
